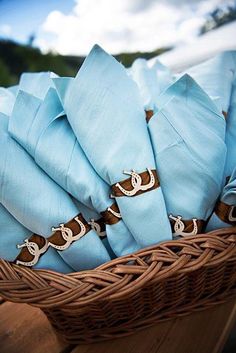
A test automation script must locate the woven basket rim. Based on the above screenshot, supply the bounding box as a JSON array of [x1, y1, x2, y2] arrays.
[[1, 226, 236, 344], [0, 226, 235, 309]]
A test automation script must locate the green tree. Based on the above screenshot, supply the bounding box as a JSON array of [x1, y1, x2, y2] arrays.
[[0, 58, 15, 86]]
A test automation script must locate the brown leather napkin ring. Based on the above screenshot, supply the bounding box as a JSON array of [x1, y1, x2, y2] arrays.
[[169, 214, 205, 238], [215, 201, 236, 225], [145, 110, 154, 123], [222, 111, 227, 119], [88, 217, 107, 238], [112, 168, 159, 197], [14, 213, 90, 267], [101, 202, 122, 225], [15, 234, 48, 267], [48, 213, 90, 250]]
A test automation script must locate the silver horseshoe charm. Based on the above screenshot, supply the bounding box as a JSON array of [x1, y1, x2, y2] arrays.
[[169, 214, 198, 237], [88, 219, 106, 237], [107, 207, 122, 219], [49, 217, 87, 251], [228, 206, 236, 222], [115, 168, 155, 196], [16, 238, 48, 267]]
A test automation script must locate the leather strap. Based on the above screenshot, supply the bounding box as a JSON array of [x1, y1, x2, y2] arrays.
[[14, 213, 91, 267], [169, 214, 205, 237], [88, 217, 107, 238], [222, 111, 227, 119], [101, 202, 122, 225], [215, 201, 236, 225], [145, 110, 154, 123], [48, 213, 91, 250], [112, 169, 159, 197], [15, 234, 48, 267]]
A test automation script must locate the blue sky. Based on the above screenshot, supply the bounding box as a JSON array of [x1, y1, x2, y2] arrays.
[[0, 0, 74, 42], [0, 0, 234, 55]]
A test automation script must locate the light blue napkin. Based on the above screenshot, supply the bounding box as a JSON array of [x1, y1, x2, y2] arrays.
[[8, 85, 19, 96], [19, 71, 58, 99], [147, 74, 227, 237], [0, 112, 111, 270], [0, 203, 73, 273], [53, 77, 73, 104], [0, 87, 16, 116], [9, 88, 139, 257], [206, 167, 236, 231], [224, 81, 236, 179], [59, 44, 172, 247], [184, 51, 236, 115], [128, 58, 173, 111]]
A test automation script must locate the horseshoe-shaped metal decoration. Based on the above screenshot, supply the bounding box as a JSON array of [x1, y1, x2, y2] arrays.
[[89, 219, 107, 237], [228, 206, 236, 222], [49, 216, 87, 251], [16, 238, 48, 267], [107, 207, 122, 219], [115, 168, 155, 196], [169, 214, 198, 237]]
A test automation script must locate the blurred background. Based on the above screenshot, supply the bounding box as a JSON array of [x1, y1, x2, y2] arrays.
[[0, 0, 236, 86]]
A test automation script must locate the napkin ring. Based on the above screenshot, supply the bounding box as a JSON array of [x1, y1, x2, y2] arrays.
[[145, 110, 154, 123], [14, 214, 91, 267], [48, 214, 90, 251], [169, 214, 205, 238], [222, 111, 227, 119], [15, 234, 48, 267], [101, 202, 122, 225], [112, 168, 159, 197], [214, 201, 236, 225], [88, 218, 107, 238]]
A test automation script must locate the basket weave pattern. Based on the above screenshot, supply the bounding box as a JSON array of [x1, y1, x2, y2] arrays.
[[0, 227, 236, 343]]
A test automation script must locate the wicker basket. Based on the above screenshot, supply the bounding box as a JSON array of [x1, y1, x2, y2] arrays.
[[0, 227, 236, 344]]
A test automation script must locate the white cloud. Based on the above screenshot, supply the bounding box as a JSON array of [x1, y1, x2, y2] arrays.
[[0, 24, 12, 37], [35, 0, 230, 55]]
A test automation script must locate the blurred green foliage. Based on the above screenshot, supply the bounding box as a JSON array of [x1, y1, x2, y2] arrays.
[[0, 39, 170, 87], [115, 48, 169, 68]]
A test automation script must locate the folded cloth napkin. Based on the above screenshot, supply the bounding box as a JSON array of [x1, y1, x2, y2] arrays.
[[58, 44, 172, 247], [0, 203, 73, 272], [0, 112, 111, 270], [19, 71, 58, 99], [53, 77, 73, 104], [0, 87, 16, 116], [206, 166, 236, 231], [7, 85, 19, 96], [128, 58, 173, 111], [184, 51, 236, 116], [147, 74, 227, 238], [224, 80, 236, 179], [9, 88, 139, 257]]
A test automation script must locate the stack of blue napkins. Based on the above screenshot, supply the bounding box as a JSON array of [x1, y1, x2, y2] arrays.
[[0, 46, 235, 272]]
